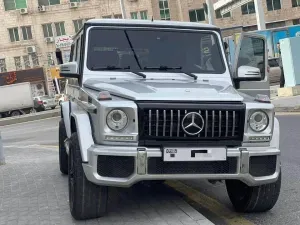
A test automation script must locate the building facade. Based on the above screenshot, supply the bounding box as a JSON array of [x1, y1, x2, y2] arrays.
[[1, 0, 300, 72]]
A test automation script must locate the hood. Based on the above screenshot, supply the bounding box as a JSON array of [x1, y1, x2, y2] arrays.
[[83, 78, 244, 102]]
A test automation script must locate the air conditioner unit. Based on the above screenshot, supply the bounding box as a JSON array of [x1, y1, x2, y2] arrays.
[[26, 46, 36, 54], [45, 37, 54, 43], [69, 2, 78, 8], [19, 8, 28, 14], [38, 5, 46, 12]]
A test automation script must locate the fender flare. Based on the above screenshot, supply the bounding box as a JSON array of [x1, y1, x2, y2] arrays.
[[61, 101, 71, 138], [270, 117, 280, 150], [70, 104, 94, 162]]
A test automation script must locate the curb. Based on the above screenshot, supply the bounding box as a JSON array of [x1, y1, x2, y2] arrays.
[[0, 109, 60, 126], [275, 107, 300, 112]]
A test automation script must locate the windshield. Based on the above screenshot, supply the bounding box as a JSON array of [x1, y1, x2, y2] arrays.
[[87, 28, 226, 74]]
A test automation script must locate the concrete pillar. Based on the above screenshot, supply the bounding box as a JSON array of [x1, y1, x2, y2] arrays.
[[0, 133, 5, 165], [254, 0, 266, 30], [120, 0, 127, 19], [206, 0, 216, 25]]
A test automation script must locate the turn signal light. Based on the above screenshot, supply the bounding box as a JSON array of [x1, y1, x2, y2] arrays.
[[97, 91, 112, 101]]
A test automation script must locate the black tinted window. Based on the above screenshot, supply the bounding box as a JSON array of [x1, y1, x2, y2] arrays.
[[87, 28, 225, 74]]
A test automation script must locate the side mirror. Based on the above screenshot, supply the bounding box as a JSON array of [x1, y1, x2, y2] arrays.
[[235, 65, 261, 81], [60, 62, 80, 78]]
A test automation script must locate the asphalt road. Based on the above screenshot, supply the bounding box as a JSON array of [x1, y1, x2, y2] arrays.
[[1, 115, 300, 225]]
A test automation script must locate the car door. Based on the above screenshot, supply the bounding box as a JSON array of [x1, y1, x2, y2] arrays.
[[232, 32, 269, 98]]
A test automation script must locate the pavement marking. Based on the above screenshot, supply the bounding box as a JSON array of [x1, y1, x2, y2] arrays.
[[275, 112, 300, 115], [166, 180, 255, 225], [4, 144, 58, 150], [0, 116, 60, 128]]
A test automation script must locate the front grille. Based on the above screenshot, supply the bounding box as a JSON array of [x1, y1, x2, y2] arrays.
[[249, 155, 277, 177], [138, 102, 245, 146], [148, 157, 238, 174], [97, 156, 135, 178]]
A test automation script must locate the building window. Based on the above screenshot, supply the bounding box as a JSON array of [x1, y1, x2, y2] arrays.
[[42, 23, 53, 38], [131, 12, 138, 19], [23, 55, 31, 69], [8, 27, 20, 42], [140, 10, 148, 19], [189, 9, 205, 22], [114, 14, 122, 19], [3, 0, 27, 11], [215, 9, 231, 19], [266, 0, 281, 11], [102, 15, 112, 18], [73, 19, 83, 33], [21, 26, 32, 40], [266, 21, 286, 29], [159, 0, 170, 20], [14, 56, 22, 71], [0, 59, 7, 73], [241, 1, 256, 14], [30, 53, 39, 67], [38, 0, 60, 6], [55, 22, 66, 36], [293, 19, 300, 24], [292, 0, 300, 7]]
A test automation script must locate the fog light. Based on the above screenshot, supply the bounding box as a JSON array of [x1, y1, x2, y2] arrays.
[[105, 135, 134, 141]]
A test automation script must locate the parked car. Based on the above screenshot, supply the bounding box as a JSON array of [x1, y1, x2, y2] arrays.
[[33, 95, 57, 111], [268, 57, 282, 85]]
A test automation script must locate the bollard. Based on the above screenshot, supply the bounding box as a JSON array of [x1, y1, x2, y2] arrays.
[[0, 132, 5, 165]]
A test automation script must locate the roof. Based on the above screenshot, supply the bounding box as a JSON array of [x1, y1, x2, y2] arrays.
[[85, 19, 218, 29]]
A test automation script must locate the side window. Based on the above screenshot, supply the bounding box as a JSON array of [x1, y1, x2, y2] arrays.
[[76, 37, 81, 65], [236, 36, 265, 79]]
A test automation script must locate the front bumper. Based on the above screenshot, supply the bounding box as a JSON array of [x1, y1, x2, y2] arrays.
[[82, 145, 280, 188]]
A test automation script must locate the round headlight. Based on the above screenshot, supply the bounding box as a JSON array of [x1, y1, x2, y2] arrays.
[[106, 109, 128, 131], [249, 111, 269, 132]]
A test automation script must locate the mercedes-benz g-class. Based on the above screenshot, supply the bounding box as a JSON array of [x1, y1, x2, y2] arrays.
[[56, 19, 281, 220]]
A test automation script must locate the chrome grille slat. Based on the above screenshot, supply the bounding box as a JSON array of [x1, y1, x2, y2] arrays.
[[232, 111, 236, 136], [156, 110, 159, 136], [163, 110, 166, 136], [177, 110, 180, 137], [149, 110, 151, 136], [205, 110, 208, 137], [198, 110, 201, 137], [212, 110, 215, 137], [170, 110, 173, 137], [184, 110, 187, 137], [219, 111, 222, 137], [225, 111, 228, 137]]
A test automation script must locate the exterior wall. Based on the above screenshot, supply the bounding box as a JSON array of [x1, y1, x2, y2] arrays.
[[1, 0, 300, 72]]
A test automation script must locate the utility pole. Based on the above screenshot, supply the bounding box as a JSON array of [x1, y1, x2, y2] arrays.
[[254, 0, 266, 30], [120, 0, 126, 19], [206, 0, 215, 25]]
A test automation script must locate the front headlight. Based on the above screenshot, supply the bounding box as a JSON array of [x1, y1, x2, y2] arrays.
[[106, 109, 128, 131], [249, 110, 269, 132]]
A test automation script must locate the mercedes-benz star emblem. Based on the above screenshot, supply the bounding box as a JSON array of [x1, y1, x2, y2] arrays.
[[182, 112, 205, 136]]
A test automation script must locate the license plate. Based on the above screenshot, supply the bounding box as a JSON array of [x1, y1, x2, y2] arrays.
[[163, 147, 227, 162]]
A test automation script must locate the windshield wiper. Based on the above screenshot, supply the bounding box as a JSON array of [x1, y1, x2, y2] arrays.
[[144, 66, 182, 71], [91, 66, 130, 70], [144, 66, 197, 80], [181, 71, 197, 80], [90, 66, 146, 78]]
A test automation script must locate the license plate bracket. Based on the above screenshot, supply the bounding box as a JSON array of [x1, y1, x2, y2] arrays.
[[163, 147, 227, 162]]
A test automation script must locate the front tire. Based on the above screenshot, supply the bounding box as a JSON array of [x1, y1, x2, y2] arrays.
[[226, 172, 281, 213], [59, 120, 68, 175], [68, 132, 108, 220]]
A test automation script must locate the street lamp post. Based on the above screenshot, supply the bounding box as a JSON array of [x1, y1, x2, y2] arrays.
[[206, 0, 216, 25], [254, 0, 266, 30], [120, 0, 126, 19]]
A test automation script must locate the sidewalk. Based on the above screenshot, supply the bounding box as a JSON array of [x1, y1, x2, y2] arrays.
[[271, 85, 300, 112]]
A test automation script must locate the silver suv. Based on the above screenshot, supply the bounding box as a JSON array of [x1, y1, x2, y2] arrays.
[[56, 19, 281, 220]]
